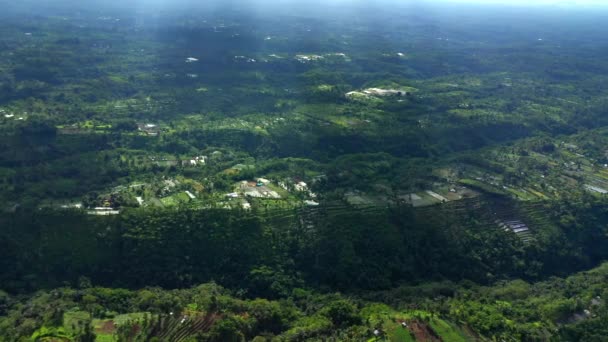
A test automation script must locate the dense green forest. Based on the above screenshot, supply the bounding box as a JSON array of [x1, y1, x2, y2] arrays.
[[3, 0, 608, 340], [5, 188, 608, 341], [3, 196, 608, 293], [2, 259, 608, 341]]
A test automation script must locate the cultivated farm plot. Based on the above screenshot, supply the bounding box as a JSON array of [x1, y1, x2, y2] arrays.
[[384, 320, 416, 342], [345, 192, 392, 207], [91, 312, 152, 342], [504, 187, 538, 201], [429, 319, 470, 342], [379, 317, 472, 342], [93, 319, 117, 342], [410, 192, 442, 207], [526, 188, 550, 200], [365, 306, 475, 342]]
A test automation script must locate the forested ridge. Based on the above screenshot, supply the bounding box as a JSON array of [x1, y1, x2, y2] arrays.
[[2, 195, 608, 340], [3, 197, 608, 293], [2, 251, 608, 341]]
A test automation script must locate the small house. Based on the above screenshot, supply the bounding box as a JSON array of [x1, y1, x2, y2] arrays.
[[295, 181, 308, 191]]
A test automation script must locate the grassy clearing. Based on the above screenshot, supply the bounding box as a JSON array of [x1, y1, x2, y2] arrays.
[[527, 188, 550, 200], [92, 319, 116, 342], [362, 306, 468, 342], [386, 320, 416, 342], [112, 312, 151, 326], [63, 311, 91, 335], [95, 335, 116, 342], [160, 192, 191, 206], [505, 187, 536, 200], [459, 179, 508, 196], [429, 318, 469, 342], [266, 183, 292, 198]]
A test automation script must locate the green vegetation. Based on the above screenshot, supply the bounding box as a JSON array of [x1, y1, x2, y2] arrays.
[[3, 0, 608, 340], [2, 263, 607, 341]]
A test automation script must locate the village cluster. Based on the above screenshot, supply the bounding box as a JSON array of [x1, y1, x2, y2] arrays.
[[71, 149, 322, 215]]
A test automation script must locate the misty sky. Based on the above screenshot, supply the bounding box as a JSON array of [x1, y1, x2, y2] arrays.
[[5, 0, 608, 12], [437, 0, 607, 6]]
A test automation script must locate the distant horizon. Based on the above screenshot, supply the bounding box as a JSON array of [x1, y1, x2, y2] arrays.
[[4, 0, 608, 15], [6, 0, 608, 7], [433, 0, 608, 7]]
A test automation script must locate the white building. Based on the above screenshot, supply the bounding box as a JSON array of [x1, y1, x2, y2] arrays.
[[295, 181, 308, 191], [88, 208, 120, 215]]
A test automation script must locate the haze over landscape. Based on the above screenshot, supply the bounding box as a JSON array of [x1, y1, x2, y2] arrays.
[[1, 0, 608, 341]]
